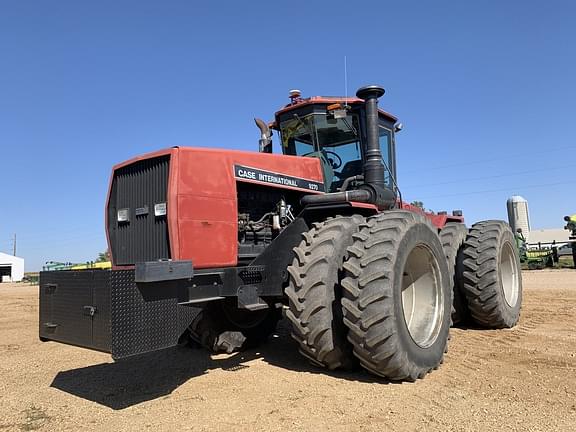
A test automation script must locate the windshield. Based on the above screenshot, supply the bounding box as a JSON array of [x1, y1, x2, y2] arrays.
[[280, 113, 362, 191], [280, 116, 315, 156]]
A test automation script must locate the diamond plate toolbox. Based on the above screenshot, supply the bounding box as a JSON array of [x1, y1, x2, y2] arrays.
[[39, 269, 199, 359]]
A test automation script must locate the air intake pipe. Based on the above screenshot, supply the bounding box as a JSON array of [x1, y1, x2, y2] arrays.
[[357, 85, 386, 190], [301, 85, 395, 210]]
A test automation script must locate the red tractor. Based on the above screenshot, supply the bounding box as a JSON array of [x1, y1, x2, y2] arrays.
[[39, 85, 522, 381]]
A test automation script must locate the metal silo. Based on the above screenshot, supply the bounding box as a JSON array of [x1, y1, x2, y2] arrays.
[[507, 195, 530, 235]]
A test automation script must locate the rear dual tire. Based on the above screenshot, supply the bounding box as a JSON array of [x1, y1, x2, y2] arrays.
[[458, 220, 522, 328]]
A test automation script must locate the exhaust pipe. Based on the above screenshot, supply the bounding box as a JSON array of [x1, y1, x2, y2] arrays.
[[255, 118, 272, 153], [356, 85, 386, 190]]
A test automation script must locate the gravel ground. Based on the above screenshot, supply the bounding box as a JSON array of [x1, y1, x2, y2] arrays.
[[1, 270, 575, 431]]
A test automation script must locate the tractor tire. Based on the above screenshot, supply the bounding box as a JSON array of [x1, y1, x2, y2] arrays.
[[439, 222, 469, 325], [189, 299, 281, 353], [341, 210, 451, 381], [285, 215, 364, 370], [459, 220, 522, 328]]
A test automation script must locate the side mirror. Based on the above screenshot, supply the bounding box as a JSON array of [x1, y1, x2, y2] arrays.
[[394, 123, 403, 133]]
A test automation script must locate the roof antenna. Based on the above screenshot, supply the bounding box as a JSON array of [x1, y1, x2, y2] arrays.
[[344, 56, 348, 108]]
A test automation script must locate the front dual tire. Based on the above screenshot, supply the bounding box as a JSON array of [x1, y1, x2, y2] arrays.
[[286, 210, 452, 381], [286, 215, 364, 370], [341, 211, 452, 381]]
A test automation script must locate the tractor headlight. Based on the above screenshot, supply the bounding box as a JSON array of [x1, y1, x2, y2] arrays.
[[154, 202, 167, 217], [117, 208, 130, 223]]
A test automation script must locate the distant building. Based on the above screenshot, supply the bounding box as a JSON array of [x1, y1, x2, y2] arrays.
[[0, 252, 24, 282], [507, 195, 530, 235], [527, 228, 570, 246]]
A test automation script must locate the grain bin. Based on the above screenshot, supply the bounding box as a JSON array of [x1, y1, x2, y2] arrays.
[[507, 195, 530, 235]]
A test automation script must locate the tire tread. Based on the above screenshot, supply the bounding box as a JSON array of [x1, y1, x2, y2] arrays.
[[286, 215, 364, 370]]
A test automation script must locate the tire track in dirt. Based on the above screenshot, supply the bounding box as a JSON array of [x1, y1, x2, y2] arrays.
[[441, 312, 550, 388]]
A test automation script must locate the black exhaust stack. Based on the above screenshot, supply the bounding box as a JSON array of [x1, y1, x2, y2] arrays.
[[356, 85, 386, 190]]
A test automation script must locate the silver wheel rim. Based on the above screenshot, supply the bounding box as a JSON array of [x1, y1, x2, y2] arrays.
[[401, 245, 444, 348], [500, 242, 520, 307]]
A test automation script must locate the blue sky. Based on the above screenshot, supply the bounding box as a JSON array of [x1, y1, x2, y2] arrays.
[[1, 1, 574, 271]]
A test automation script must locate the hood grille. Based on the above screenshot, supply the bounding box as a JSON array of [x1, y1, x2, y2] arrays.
[[108, 156, 171, 265]]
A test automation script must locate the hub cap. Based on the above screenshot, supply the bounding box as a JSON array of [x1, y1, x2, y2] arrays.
[[500, 242, 520, 307], [401, 245, 444, 348]]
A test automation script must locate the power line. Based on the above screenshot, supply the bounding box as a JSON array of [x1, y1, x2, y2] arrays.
[[11, 231, 105, 246], [417, 179, 576, 200], [11, 224, 104, 242], [16, 234, 106, 253], [401, 144, 575, 175], [403, 163, 576, 188]]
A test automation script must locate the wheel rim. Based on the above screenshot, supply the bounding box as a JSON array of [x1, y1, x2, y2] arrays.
[[500, 242, 520, 307], [401, 245, 444, 348]]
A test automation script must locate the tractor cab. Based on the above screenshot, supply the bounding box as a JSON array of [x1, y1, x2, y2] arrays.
[[273, 91, 399, 192]]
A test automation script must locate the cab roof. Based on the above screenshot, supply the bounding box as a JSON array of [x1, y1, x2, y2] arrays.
[[275, 96, 398, 123]]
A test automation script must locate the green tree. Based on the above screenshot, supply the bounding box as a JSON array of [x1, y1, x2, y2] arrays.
[[410, 201, 424, 209], [96, 249, 110, 262]]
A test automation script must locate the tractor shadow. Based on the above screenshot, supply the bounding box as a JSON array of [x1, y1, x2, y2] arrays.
[[50, 320, 388, 410]]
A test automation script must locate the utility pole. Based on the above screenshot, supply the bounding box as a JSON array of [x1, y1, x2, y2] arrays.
[[12, 234, 16, 256]]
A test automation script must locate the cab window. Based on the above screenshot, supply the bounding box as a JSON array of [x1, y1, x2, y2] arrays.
[[280, 116, 315, 156], [280, 113, 362, 192], [379, 126, 393, 187]]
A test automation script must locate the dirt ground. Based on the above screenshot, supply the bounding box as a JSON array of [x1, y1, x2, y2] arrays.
[[1, 271, 575, 432]]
